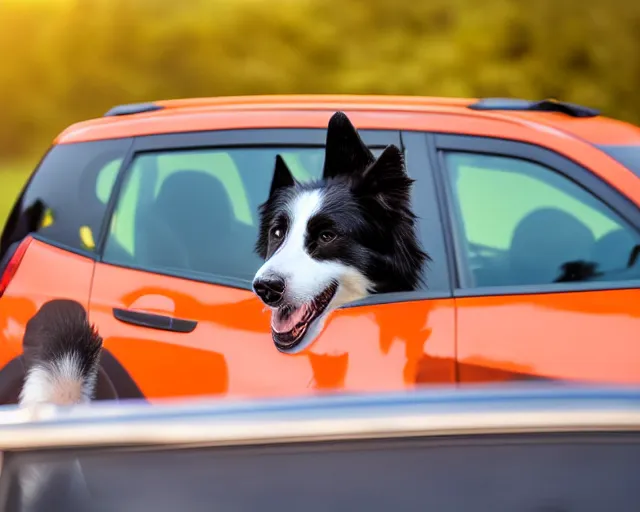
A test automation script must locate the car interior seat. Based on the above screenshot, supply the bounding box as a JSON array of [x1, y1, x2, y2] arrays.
[[134, 211, 191, 271], [508, 207, 595, 285], [145, 170, 246, 279], [590, 228, 637, 274]]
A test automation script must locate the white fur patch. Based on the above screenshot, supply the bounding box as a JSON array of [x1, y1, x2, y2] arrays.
[[19, 353, 95, 407], [254, 189, 373, 352]]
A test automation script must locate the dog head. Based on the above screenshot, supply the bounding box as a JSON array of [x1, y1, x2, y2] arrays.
[[253, 112, 428, 353]]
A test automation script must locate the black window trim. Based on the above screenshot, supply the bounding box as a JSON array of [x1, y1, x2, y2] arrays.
[[129, 128, 401, 151], [424, 133, 461, 290], [430, 133, 640, 298], [399, 130, 452, 296], [94, 138, 137, 257], [98, 128, 453, 306]]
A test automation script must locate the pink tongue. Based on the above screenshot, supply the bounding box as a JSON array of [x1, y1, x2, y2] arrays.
[[272, 304, 310, 333]]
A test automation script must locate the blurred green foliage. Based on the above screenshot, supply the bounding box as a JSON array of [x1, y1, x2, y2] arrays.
[[0, 166, 30, 227], [0, 0, 639, 161]]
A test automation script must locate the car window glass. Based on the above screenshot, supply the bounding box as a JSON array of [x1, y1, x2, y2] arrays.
[[0, 140, 130, 258], [444, 152, 640, 288], [96, 159, 123, 204], [3, 433, 640, 512], [103, 146, 368, 284]]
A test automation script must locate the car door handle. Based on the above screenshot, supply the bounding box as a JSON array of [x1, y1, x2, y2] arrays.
[[112, 308, 197, 333]]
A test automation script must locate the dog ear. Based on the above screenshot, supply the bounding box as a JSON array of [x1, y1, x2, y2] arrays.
[[256, 156, 295, 259], [268, 155, 296, 197], [355, 145, 413, 202], [322, 111, 375, 180]]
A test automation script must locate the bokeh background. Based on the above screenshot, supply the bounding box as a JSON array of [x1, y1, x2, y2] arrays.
[[1, 0, 639, 224]]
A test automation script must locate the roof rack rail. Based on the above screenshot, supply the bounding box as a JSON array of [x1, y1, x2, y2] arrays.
[[104, 102, 165, 117], [468, 98, 599, 118]]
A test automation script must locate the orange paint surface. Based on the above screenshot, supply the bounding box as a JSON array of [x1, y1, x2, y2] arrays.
[[456, 289, 640, 383], [0, 239, 95, 368], [89, 263, 456, 402]]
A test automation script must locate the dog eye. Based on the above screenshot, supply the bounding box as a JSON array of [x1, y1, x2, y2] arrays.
[[271, 227, 285, 240], [318, 230, 337, 244]]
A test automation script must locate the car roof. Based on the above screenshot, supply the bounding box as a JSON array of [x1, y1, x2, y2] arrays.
[[54, 94, 640, 147]]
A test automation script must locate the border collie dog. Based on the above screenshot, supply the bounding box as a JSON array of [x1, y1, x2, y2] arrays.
[[253, 112, 428, 353]]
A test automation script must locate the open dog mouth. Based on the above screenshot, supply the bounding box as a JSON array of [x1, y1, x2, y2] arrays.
[[270, 282, 338, 351]]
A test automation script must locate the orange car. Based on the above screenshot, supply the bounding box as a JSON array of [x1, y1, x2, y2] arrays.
[[0, 95, 639, 404]]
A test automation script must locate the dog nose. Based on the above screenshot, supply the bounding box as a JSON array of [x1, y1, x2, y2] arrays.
[[253, 277, 286, 306]]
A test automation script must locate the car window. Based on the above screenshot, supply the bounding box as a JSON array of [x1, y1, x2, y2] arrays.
[[103, 146, 363, 284], [96, 159, 123, 204], [444, 152, 640, 288], [3, 432, 640, 512], [0, 139, 130, 259]]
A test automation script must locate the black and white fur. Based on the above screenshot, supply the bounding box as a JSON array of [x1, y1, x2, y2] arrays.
[[19, 299, 102, 407], [15, 299, 102, 511], [253, 111, 428, 353]]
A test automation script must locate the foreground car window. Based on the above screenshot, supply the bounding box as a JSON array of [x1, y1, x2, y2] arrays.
[[444, 152, 640, 288], [2, 433, 639, 511], [103, 147, 328, 283]]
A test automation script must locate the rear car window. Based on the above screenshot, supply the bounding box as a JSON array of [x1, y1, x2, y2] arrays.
[[102, 147, 336, 284], [598, 145, 640, 177], [0, 139, 131, 260]]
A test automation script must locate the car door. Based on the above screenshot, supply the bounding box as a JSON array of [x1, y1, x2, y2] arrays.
[[430, 134, 640, 384], [88, 128, 456, 402]]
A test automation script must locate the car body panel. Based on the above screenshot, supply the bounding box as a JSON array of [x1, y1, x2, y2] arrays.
[[89, 262, 457, 401], [456, 288, 640, 383], [0, 238, 95, 369], [431, 133, 640, 385]]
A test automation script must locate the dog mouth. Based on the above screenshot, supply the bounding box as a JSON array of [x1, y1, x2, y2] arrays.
[[270, 282, 338, 351]]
